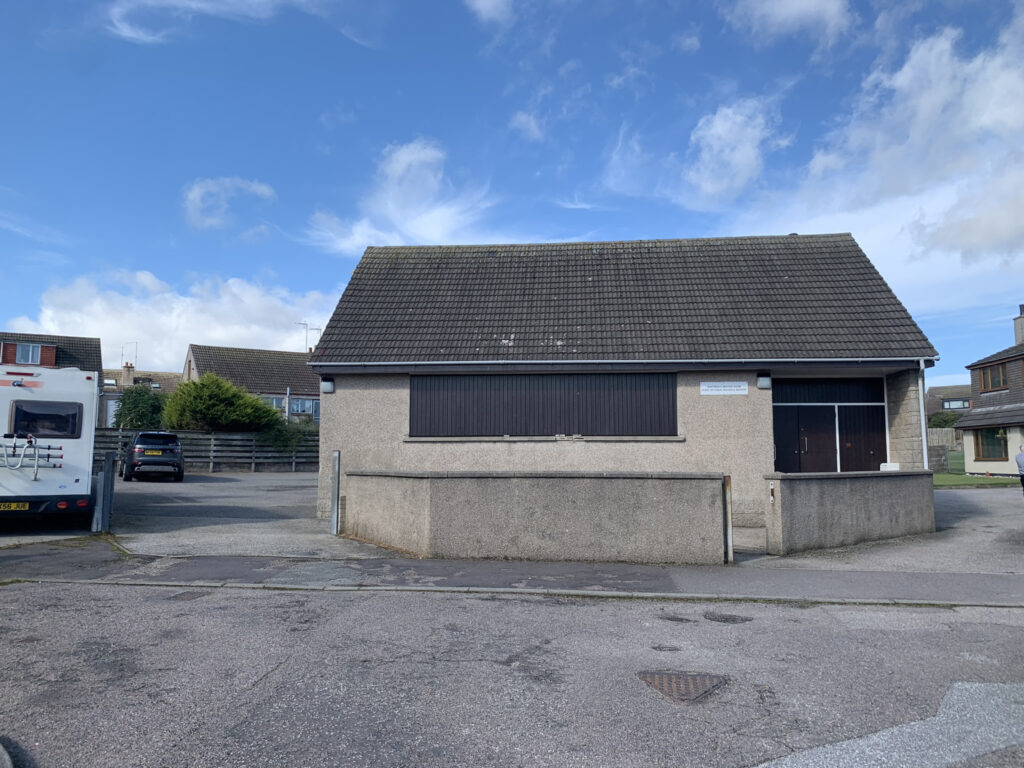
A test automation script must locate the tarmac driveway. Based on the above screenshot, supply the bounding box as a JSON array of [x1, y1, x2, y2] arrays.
[[111, 472, 383, 559]]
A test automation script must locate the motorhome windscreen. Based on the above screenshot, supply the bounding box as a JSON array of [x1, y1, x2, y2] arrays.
[[10, 401, 83, 438]]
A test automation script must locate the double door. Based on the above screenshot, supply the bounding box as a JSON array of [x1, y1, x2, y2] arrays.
[[773, 405, 886, 473]]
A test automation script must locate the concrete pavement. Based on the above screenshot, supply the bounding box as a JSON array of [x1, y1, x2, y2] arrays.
[[2, 478, 1022, 608]]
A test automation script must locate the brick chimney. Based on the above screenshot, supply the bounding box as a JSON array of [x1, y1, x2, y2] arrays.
[[122, 362, 135, 388], [1015, 304, 1024, 345]]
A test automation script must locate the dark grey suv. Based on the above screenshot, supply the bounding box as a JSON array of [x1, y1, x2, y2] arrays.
[[122, 431, 184, 482]]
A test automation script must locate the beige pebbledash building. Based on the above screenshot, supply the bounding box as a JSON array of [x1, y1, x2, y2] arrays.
[[957, 304, 1024, 476], [310, 235, 938, 564]]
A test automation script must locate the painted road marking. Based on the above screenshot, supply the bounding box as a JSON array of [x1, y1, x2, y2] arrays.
[[756, 683, 1024, 767]]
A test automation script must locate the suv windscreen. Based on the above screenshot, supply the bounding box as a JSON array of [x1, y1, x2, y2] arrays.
[[136, 433, 179, 446]]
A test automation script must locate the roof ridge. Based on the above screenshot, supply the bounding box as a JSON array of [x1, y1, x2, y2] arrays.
[[363, 233, 854, 253]]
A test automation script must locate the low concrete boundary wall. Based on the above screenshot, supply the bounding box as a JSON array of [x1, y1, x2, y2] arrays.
[[345, 470, 728, 565], [765, 471, 934, 555]]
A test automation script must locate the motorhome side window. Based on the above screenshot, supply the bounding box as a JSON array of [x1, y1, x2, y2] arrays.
[[10, 400, 83, 438]]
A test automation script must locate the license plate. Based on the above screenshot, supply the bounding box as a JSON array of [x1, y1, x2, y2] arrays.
[[0, 502, 29, 511], [144, 450, 162, 456]]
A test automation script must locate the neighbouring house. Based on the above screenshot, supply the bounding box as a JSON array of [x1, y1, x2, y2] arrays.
[[925, 385, 972, 420], [956, 304, 1024, 475], [99, 363, 183, 427], [310, 234, 937, 564], [1, 332, 104, 423], [183, 344, 321, 423], [0, 331, 102, 374]]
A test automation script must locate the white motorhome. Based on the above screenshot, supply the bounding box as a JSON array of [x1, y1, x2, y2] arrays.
[[0, 366, 98, 518]]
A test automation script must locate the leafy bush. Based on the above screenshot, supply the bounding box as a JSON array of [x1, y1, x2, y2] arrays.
[[258, 417, 318, 452], [163, 373, 283, 432], [113, 384, 166, 430], [927, 411, 962, 428]]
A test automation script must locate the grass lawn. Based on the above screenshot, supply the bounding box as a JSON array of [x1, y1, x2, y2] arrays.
[[933, 473, 1020, 488]]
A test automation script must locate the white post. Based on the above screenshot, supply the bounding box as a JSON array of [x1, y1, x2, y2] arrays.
[[918, 360, 930, 470]]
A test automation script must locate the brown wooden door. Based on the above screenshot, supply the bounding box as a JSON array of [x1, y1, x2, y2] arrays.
[[772, 406, 801, 473], [773, 406, 837, 473], [838, 406, 887, 471], [798, 406, 837, 472]]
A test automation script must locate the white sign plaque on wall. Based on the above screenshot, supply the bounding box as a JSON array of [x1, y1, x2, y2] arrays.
[[700, 381, 749, 396]]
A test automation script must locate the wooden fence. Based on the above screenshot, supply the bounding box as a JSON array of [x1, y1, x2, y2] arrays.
[[94, 429, 319, 474], [927, 427, 961, 450]]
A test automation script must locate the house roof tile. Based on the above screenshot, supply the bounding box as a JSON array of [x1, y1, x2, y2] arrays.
[[311, 234, 937, 366], [955, 404, 1024, 429], [967, 342, 1024, 369], [188, 344, 320, 396]]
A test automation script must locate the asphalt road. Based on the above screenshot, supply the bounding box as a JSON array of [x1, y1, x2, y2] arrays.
[[1, 478, 1023, 766], [1, 583, 1022, 768]]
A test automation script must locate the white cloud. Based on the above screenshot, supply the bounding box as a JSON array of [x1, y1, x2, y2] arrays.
[[801, 14, 1024, 262], [318, 103, 356, 129], [462, 0, 513, 25], [106, 0, 330, 44], [704, 10, 1024, 334], [722, 0, 855, 47], [682, 98, 780, 207], [509, 110, 544, 141], [672, 33, 701, 53], [6, 271, 334, 370], [0, 211, 68, 245], [554, 193, 598, 211], [304, 211, 403, 255], [183, 177, 276, 230], [305, 138, 507, 256], [601, 126, 656, 199]]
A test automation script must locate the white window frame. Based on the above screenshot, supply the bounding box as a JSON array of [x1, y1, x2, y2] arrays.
[[15, 343, 41, 365]]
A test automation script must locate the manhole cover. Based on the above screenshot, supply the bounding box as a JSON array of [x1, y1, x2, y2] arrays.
[[637, 671, 727, 702], [167, 590, 211, 601]]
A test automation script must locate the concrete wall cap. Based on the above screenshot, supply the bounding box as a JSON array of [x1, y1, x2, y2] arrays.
[[347, 469, 724, 480], [764, 470, 933, 480]]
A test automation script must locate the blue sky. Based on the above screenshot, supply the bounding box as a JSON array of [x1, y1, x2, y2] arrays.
[[2, 0, 1022, 386]]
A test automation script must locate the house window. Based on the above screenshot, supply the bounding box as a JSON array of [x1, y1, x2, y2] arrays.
[[15, 343, 41, 365], [290, 398, 316, 415], [979, 364, 1007, 392], [942, 399, 970, 410], [410, 373, 677, 437], [973, 428, 1007, 461], [262, 396, 285, 411]]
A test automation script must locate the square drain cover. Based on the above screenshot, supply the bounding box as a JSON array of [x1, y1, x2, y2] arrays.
[[638, 671, 726, 702]]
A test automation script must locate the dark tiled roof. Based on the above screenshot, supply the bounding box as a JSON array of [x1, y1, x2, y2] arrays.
[[968, 341, 1024, 368], [926, 385, 972, 399], [311, 234, 937, 365], [189, 345, 320, 396], [102, 369, 183, 394], [0, 331, 103, 373], [955, 404, 1024, 429]]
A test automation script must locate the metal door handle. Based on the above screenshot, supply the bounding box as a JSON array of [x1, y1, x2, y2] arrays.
[[802, 436, 808, 453]]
